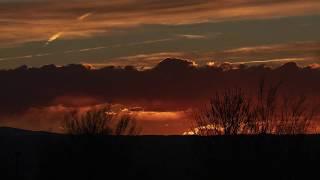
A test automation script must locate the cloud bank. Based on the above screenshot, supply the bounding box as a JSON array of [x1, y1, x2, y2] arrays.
[[1, 58, 320, 114]]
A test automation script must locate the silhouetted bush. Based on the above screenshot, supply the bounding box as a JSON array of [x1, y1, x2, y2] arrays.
[[255, 79, 318, 134], [63, 106, 141, 136], [191, 79, 318, 135], [275, 95, 317, 134], [192, 88, 255, 135]]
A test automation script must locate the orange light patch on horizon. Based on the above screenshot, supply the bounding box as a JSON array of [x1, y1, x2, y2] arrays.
[[132, 110, 192, 135], [133, 110, 187, 121]]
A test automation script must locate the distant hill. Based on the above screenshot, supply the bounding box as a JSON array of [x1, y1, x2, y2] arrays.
[[0, 127, 56, 136]]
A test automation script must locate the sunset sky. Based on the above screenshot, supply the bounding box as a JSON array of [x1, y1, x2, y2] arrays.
[[1, 0, 320, 135], [0, 0, 320, 69]]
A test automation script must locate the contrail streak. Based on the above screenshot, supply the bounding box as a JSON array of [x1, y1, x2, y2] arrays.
[[45, 32, 63, 46], [44, 12, 92, 46], [78, 13, 93, 21]]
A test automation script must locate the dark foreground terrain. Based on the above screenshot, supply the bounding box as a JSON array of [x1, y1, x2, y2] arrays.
[[0, 127, 319, 180]]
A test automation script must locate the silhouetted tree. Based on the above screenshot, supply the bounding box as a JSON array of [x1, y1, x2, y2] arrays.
[[63, 106, 141, 136]]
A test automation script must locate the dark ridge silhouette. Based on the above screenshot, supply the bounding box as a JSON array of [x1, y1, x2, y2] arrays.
[[0, 127, 318, 179], [0, 59, 319, 116], [0, 127, 57, 136]]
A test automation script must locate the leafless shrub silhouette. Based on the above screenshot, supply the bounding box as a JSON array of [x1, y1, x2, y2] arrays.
[[63, 106, 141, 136], [114, 114, 142, 135], [192, 88, 256, 135], [255, 79, 318, 134], [254, 78, 282, 134], [275, 95, 317, 135], [191, 108, 222, 136], [192, 78, 318, 135]]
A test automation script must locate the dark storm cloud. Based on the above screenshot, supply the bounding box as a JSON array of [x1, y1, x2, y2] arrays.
[[0, 58, 320, 116]]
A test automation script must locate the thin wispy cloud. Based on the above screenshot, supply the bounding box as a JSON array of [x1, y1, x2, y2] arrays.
[[1, 40, 319, 68], [222, 42, 320, 54], [106, 52, 187, 68], [0, 38, 177, 63], [231, 57, 315, 65], [178, 34, 207, 39], [1, 0, 320, 45], [0, 53, 51, 62]]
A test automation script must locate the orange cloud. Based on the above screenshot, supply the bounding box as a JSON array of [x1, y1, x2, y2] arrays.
[[308, 63, 320, 69]]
